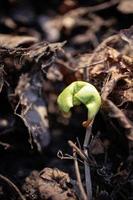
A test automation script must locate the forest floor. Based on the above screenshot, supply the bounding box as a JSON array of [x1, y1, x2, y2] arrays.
[[0, 0, 133, 200]]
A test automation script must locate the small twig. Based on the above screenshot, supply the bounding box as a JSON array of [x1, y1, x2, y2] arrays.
[[0, 174, 26, 200], [68, 140, 88, 162], [56, 58, 105, 73], [73, 148, 87, 200], [57, 149, 84, 164], [68, 138, 93, 199]]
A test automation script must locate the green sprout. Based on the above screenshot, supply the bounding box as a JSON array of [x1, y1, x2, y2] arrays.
[[57, 81, 101, 121], [57, 81, 101, 200]]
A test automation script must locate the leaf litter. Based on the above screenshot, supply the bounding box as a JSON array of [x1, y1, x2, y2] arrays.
[[0, 1, 133, 200]]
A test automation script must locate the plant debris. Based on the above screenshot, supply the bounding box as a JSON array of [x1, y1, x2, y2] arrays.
[[22, 168, 78, 200], [0, 1, 133, 200]]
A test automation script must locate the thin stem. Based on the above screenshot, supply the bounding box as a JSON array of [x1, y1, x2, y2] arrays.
[[83, 122, 93, 200]]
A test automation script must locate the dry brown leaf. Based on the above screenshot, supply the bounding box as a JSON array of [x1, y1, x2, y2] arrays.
[[0, 41, 65, 70], [23, 168, 78, 200], [0, 34, 38, 48]]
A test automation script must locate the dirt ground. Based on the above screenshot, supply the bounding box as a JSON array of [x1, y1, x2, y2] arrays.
[[0, 0, 133, 200]]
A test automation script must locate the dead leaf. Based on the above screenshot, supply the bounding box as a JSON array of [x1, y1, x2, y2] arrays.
[[0, 34, 38, 48], [23, 168, 78, 200]]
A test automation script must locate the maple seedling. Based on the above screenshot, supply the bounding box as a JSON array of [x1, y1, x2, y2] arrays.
[[57, 81, 101, 200]]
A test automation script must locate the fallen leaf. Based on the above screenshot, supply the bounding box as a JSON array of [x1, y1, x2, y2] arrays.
[[0, 34, 38, 48]]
